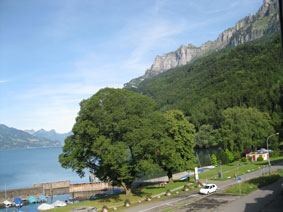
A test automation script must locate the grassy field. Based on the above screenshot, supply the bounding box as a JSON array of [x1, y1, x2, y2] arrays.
[[223, 169, 283, 195], [199, 156, 283, 181], [47, 181, 197, 212]]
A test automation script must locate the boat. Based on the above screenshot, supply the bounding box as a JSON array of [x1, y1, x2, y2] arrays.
[[51, 200, 67, 207], [38, 195, 47, 202], [38, 203, 55, 211], [14, 197, 23, 207], [3, 200, 12, 207], [28, 196, 38, 204]]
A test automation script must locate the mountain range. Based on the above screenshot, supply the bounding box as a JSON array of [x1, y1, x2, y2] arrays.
[[0, 124, 63, 150], [124, 0, 280, 88], [24, 128, 71, 144]]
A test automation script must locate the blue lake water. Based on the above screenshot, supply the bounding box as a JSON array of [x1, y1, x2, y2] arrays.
[[0, 147, 89, 191]]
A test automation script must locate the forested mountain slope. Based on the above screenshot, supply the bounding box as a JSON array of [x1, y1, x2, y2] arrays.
[[129, 35, 283, 142], [125, 0, 280, 88]]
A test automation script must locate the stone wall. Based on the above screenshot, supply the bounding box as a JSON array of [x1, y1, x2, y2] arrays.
[[69, 182, 108, 193]]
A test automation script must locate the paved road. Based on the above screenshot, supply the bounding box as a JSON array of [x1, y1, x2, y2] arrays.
[[122, 162, 283, 212], [217, 177, 283, 212]]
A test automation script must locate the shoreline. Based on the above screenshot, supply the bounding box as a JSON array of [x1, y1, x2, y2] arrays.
[[0, 145, 62, 152]]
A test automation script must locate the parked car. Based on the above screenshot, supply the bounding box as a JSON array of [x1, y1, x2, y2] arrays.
[[199, 184, 217, 195]]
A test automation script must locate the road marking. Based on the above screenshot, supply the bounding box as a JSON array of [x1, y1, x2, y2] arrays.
[[138, 195, 198, 212], [211, 197, 239, 201]]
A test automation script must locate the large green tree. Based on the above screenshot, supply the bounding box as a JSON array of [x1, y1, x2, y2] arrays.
[[217, 107, 274, 152], [59, 88, 165, 195], [156, 110, 196, 183]]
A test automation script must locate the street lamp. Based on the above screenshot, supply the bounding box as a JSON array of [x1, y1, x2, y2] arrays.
[[266, 132, 279, 174]]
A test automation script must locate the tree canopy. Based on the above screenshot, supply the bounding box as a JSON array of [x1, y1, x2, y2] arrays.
[[59, 88, 166, 195], [156, 110, 196, 183], [216, 107, 274, 152]]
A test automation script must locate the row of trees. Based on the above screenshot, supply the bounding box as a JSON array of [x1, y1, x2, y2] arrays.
[[59, 88, 196, 195]]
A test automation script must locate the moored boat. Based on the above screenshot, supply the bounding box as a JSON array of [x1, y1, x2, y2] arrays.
[[3, 200, 12, 207], [28, 196, 38, 204], [14, 197, 23, 207]]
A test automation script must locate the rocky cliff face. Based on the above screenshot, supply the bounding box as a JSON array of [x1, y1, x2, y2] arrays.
[[125, 0, 280, 88]]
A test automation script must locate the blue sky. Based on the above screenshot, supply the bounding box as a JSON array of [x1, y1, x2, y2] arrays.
[[0, 0, 263, 133]]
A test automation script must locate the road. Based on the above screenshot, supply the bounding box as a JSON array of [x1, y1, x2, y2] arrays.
[[123, 162, 283, 212]]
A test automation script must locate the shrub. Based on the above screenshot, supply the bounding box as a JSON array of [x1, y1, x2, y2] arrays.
[[225, 149, 234, 163], [124, 199, 131, 206], [241, 157, 247, 162], [211, 154, 217, 166], [270, 150, 280, 157], [102, 205, 109, 211], [233, 152, 241, 161], [257, 156, 263, 161], [146, 193, 152, 201], [219, 150, 229, 164]]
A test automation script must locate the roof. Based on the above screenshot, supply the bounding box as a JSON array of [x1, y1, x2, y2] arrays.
[[247, 152, 269, 155]]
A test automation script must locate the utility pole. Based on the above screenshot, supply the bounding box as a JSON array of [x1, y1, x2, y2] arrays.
[[266, 132, 279, 175]]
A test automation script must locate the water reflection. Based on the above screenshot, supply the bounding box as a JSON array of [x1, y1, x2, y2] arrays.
[[195, 148, 221, 167]]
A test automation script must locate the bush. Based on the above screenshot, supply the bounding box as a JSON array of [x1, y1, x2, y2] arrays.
[[211, 154, 217, 166], [124, 199, 131, 206], [233, 152, 241, 161], [225, 149, 234, 163], [219, 150, 229, 164], [270, 150, 280, 157], [257, 156, 263, 161], [241, 157, 247, 162]]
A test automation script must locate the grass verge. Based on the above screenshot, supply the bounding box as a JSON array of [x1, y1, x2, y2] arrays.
[[47, 181, 197, 212], [199, 156, 283, 181], [223, 169, 283, 195]]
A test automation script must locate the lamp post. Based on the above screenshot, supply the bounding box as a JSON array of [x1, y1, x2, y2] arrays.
[[266, 132, 279, 175]]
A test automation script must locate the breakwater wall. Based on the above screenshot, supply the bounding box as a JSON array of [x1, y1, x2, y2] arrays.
[[0, 186, 43, 202], [70, 182, 108, 193], [0, 181, 70, 202], [70, 182, 109, 199], [0, 181, 110, 202], [33, 180, 70, 196]]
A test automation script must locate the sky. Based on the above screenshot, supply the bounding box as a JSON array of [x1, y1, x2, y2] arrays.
[[0, 0, 263, 133]]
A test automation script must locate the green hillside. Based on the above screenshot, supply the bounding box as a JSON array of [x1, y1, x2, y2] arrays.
[[129, 35, 283, 150]]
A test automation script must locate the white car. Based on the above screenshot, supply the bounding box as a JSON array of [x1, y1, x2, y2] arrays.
[[199, 184, 217, 195]]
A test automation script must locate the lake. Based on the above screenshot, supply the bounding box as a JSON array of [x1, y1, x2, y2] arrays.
[[0, 147, 89, 191], [0, 147, 221, 191], [195, 148, 222, 167]]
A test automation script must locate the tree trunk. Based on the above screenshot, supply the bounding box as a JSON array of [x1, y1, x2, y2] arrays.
[[167, 170, 174, 184], [121, 182, 132, 196]]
